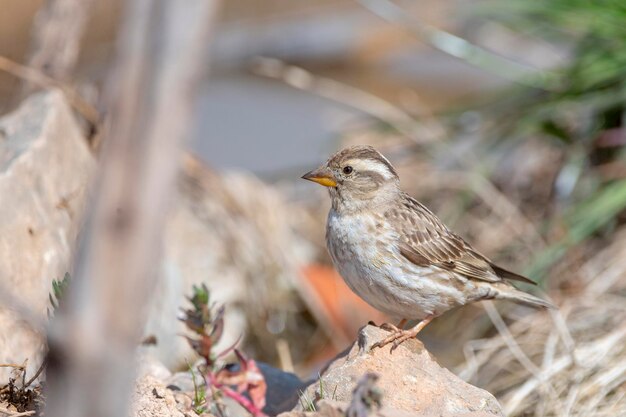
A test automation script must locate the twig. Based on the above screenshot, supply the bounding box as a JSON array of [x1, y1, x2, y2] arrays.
[[0, 361, 27, 387], [0, 407, 35, 417], [0, 55, 99, 124], [356, 0, 559, 90], [251, 57, 437, 146], [208, 383, 227, 417], [24, 358, 47, 389], [275, 338, 294, 373]]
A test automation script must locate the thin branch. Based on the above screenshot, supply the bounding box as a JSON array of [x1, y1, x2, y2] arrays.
[[0, 55, 99, 124], [0, 408, 35, 417], [251, 57, 438, 146], [356, 0, 559, 90], [0, 365, 24, 369], [24, 358, 47, 388]]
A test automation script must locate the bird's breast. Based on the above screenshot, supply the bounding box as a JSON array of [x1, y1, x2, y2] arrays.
[[325, 211, 405, 311], [326, 211, 395, 268], [325, 210, 464, 319]]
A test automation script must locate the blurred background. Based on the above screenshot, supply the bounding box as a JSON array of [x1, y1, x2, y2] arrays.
[[1, 0, 626, 415]]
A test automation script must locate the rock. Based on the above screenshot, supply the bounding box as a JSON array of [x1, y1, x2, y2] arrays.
[[132, 375, 205, 417], [297, 325, 503, 417], [0, 89, 95, 382], [280, 399, 417, 417]]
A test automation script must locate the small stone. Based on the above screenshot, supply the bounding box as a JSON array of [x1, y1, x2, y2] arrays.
[[153, 386, 166, 399], [173, 392, 193, 409], [132, 376, 186, 417]]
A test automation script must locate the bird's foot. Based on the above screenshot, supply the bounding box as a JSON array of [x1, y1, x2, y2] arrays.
[[371, 328, 418, 352], [371, 316, 433, 352]]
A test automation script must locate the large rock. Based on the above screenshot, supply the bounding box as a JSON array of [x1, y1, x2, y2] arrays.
[[0, 89, 95, 381], [297, 325, 503, 417]]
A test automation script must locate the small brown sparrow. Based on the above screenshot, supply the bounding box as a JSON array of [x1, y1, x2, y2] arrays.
[[302, 145, 554, 350]]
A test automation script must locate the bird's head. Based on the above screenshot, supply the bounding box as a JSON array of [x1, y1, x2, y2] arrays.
[[301, 145, 400, 212]]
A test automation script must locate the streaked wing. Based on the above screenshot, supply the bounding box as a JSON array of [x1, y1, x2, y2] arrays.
[[388, 193, 503, 283]]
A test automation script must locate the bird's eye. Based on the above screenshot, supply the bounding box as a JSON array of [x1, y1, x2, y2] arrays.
[[343, 166, 353, 175]]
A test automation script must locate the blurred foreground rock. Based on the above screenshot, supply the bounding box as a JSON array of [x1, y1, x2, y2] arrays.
[[295, 325, 503, 417], [0, 89, 95, 381], [0, 89, 316, 378]]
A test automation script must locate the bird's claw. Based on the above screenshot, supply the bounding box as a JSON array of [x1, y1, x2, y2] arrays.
[[371, 329, 416, 352], [391, 332, 416, 352]]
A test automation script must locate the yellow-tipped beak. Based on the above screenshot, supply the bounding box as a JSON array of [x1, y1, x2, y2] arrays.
[[301, 167, 337, 187]]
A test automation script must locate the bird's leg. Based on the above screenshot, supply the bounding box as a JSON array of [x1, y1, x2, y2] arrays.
[[372, 315, 434, 352]]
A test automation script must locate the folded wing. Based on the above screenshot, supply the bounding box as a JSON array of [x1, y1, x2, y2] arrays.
[[389, 193, 535, 285]]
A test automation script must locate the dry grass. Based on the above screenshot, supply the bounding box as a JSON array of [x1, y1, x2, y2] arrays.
[[457, 230, 626, 417]]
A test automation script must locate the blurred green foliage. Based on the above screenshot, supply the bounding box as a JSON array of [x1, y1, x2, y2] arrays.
[[484, 0, 626, 280]]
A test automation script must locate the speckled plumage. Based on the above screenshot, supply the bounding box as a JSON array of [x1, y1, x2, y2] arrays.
[[303, 145, 554, 347]]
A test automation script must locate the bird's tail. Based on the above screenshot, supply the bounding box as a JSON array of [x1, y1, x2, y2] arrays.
[[495, 286, 556, 309]]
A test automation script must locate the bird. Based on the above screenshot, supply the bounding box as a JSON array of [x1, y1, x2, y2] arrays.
[[301, 145, 555, 350]]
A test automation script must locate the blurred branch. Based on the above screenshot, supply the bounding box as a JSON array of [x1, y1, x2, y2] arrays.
[[0, 55, 99, 124], [251, 57, 440, 146], [44, 1, 219, 417], [357, 0, 559, 90], [24, 0, 95, 90]]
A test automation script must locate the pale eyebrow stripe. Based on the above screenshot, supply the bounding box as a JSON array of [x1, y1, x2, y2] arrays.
[[347, 158, 395, 179]]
